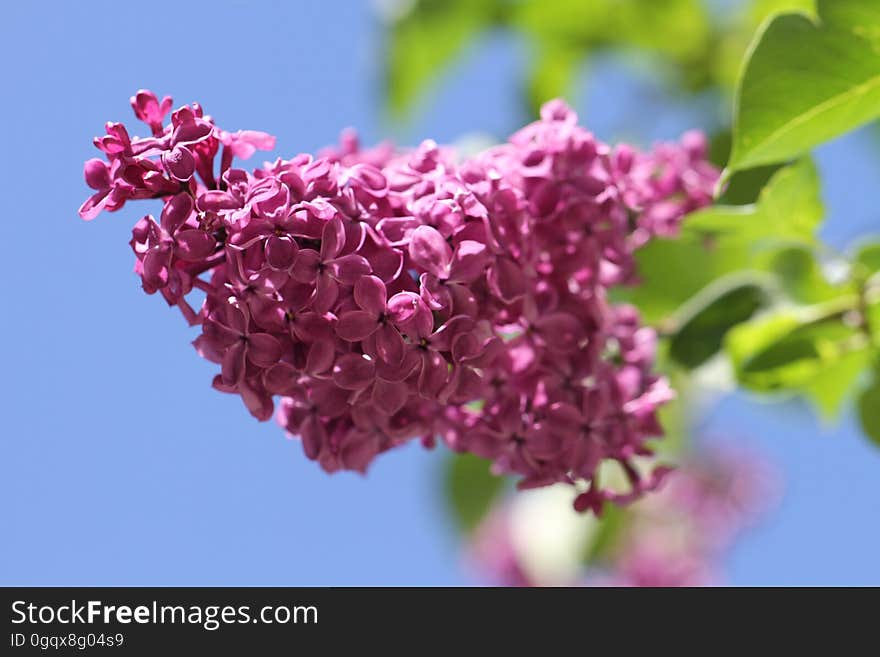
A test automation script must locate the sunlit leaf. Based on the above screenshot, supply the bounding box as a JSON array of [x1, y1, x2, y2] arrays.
[[725, 299, 862, 392], [726, 0, 880, 177], [688, 158, 822, 246]]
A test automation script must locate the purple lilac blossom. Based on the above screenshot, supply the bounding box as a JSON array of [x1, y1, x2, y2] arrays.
[[80, 92, 718, 512]]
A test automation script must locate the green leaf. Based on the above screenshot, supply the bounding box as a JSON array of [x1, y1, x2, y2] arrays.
[[619, 239, 752, 324], [444, 452, 505, 534], [802, 346, 872, 419], [385, 0, 497, 116], [725, 299, 860, 392], [525, 40, 585, 116], [858, 370, 880, 447], [688, 158, 822, 246], [760, 245, 845, 304], [581, 503, 628, 566], [855, 240, 880, 276], [726, 0, 880, 176], [668, 275, 772, 369]]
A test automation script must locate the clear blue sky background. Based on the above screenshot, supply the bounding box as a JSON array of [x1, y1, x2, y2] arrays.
[[1, 0, 877, 585]]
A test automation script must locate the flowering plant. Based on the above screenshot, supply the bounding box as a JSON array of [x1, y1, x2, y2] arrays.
[[80, 91, 717, 512]]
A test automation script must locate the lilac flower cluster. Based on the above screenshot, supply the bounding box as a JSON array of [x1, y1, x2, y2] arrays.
[[80, 92, 717, 511]]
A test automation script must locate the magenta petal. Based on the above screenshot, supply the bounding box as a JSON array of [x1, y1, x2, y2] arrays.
[[172, 118, 213, 145], [329, 254, 371, 284], [418, 351, 449, 399], [142, 249, 169, 289], [321, 216, 346, 260], [175, 229, 216, 261], [78, 190, 110, 221], [197, 190, 241, 212], [547, 402, 583, 432], [247, 333, 283, 367], [161, 192, 194, 234], [387, 292, 433, 338], [332, 354, 376, 390], [221, 341, 247, 386], [223, 303, 249, 334], [83, 158, 111, 190], [449, 240, 488, 282], [163, 144, 196, 182], [291, 249, 320, 283], [336, 310, 379, 342], [419, 273, 452, 311], [300, 415, 326, 460], [305, 340, 335, 374], [487, 257, 527, 303], [536, 312, 583, 352], [375, 349, 420, 382], [408, 225, 452, 278], [312, 275, 339, 313], [265, 235, 298, 270], [375, 324, 404, 366], [354, 275, 387, 315], [263, 362, 300, 395], [340, 433, 380, 473], [239, 382, 274, 422], [372, 379, 408, 415]]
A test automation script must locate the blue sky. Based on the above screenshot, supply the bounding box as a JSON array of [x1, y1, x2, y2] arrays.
[[1, 0, 878, 585]]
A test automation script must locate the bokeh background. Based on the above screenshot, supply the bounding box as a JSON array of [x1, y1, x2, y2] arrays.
[[1, 0, 878, 585]]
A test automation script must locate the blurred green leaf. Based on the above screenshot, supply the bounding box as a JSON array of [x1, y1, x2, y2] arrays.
[[525, 40, 585, 115], [855, 240, 880, 275], [619, 238, 751, 324], [726, 0, 880, 176], [444, 452, 505, 534], [687, 158, 822, 246], [802, 346, 872, 419], [385, 0, 498, 116], [668, 275, 772, 369], [725, 300, 861, 392], [581, 503, 628, 566], [624, 159, 825, 326], [858, 368, 880, 447], [511, 0, 713, 108], [760, 245, 845, 304]]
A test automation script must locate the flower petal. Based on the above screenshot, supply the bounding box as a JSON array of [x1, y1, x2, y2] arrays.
[[175, 229, 216, 261], [247, 333, 283, 367], [265, 235, 298, 270], [221, 341, 247, 386], [449, 240, 488, 282], [336, 310, 379, 342], [354, 275, 387, 315], [329, 254, 371, 284], [371, 378, 409, 415], [320, 216, 346, 260], [160, 192, 194, 234], [332, 354, 375, 390], [375, 324, 405, 366], [408, 225, 452, 278], [291, 249, 321, 283]]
